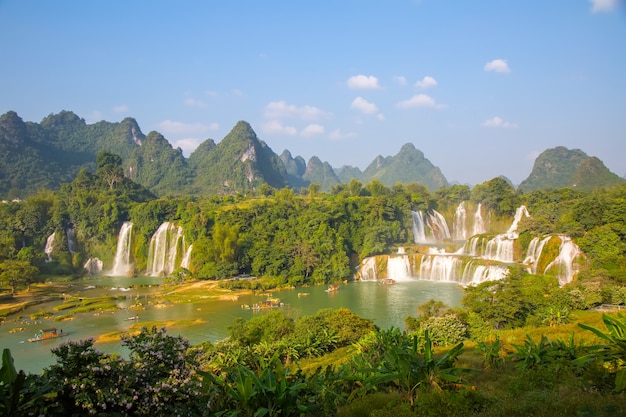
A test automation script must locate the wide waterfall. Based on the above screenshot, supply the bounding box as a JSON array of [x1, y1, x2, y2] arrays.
[[111, 222, 134, 276], [44, 232, 56, 262], [358, 203, 583, 287], [146, 222, 185, 277]]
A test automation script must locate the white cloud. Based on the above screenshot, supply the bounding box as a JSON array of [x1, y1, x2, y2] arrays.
[[172, 138, 203, 156], [393, 75, 407, 86], [481, 116, 519, 128], [329, 129, 356, 140], [347, 74, 380, 89], [590, 0, 620, 12], [396, 94, 443, 109], [184, 97, 206, 108], [87, 111, 103, 122], [264, 101, 328, 120], [484, 59, 511, 73], [262, 120, 297, 136], [113, 105, 129, 113], [158, 120, 218, 135], [415, 76, 438, 89], [377, 113, 385, 121], [351, 96, 378, 114], [300, 124, 325, 138]]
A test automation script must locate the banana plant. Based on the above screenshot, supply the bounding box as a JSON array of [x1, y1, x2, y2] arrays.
[[578, 313, 626, 392]]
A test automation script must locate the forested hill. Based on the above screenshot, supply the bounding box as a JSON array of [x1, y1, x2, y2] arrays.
[[518, 146, 624, 192], [1, 110, 622, 199], [0, 111, 451, 198]]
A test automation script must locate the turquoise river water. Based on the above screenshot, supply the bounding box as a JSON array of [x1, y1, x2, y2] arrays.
[[0, 277, 463, 374]]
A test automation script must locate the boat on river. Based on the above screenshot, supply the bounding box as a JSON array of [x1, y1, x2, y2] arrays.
[[251, 298, 283, 310], [28, 328, 67, 343], [325, 285, 339, 292], [382, 278, 396, 285]]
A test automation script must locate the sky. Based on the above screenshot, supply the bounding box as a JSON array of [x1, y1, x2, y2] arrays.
[[0, 0, 625, 186]]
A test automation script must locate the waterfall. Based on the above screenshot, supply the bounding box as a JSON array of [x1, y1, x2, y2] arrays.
[[428, 210, 451, 241], [181, 244, 193, 269], [84, 258, 103, 275], [412, 209, 451, 243], [453, 202, 467, 241], [472, 203, 486, 235], [544, 236, 582, 286], [111, 222, 134, 276], [524, 236, 552, 274], [461, 261, 509, 286], [146, 222, 184, 277], [419, 255, 461, 282], [387, 255, 412, 281], [358, 257, 379, 281], [66, 227, 78, 253], [44, 233, 56, 262], [505, 205, 530, 238], [411, 211, 427, 243], [484, 235, 515, 263]]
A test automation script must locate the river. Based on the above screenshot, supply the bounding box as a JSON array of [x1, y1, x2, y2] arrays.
[[1, 277, 463, 374]]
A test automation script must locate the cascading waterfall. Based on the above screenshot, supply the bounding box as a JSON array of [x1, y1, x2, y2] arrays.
[[411, 211, 427, 243], [484, 235, 515, 263], [544, 236, 582, 286], [453, 202, 467, 241], [358, 204, 581, 287], [428, 210, 451, 241], [461, 261, 509, 285], [44, 233, 56, 262], [111, 222, 133, 276], [524, 236, 552, 274], [472, 203, 486, 236], [412, 209, 451, 243], [146, 222, 185, 277]]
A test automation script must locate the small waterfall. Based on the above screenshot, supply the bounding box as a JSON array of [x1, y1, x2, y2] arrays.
[[505, 205, 530, 238], [146, 222, 184, 277], [419, 255, 461, 282], [461, 261, 509, 286], [453, 202, 467, 241], [411, 211, 427, 243], [111, 222, 133, 276], [84, 258, 103, 275], [412, 209, 451, 243], [44, 233, 56, 262], [524, 236, 551, 274], [544, 236, 582, 286], [428, 210, 451, 241], [181, 244, 193, 269], [387, 256, 412, 282], [66, 227, 78, 253], [359, 257, 379, 281], [484, 235, 515, 263], [472, 203, 486, 235]]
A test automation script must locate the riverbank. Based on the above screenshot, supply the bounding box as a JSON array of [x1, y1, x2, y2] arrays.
[[0, 278, 251, 322]]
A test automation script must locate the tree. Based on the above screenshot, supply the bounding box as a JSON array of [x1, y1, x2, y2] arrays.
[[0, 260, 38, 295]]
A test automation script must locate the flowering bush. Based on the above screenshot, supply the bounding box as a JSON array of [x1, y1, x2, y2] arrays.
[[39, 327, 208, 416]]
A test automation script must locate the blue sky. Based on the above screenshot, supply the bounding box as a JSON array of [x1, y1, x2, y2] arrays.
[[1, 0, 624, 186]]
